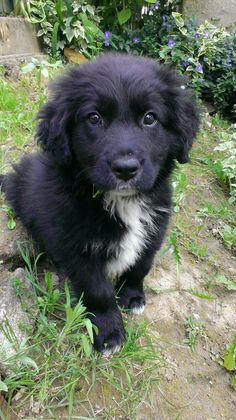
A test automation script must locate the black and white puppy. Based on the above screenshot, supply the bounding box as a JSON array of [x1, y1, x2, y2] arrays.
[[2, 54, 199, 354]]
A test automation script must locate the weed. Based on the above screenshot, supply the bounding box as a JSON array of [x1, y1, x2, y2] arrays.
[[223, 334, 236, 371], [188, 240, 209, 259], [184, 315, 205, 352], [172, 169, 188, 213], [167, 229, 182, 276], [218, 224, 236, 250], [216, 274, 236, 291], [12, 277, 25, 297], [2, 204, 16, 230], [231, 375, 236, 389], [223, 334, 236, 389], [214, 131, 236, 204], [185, 289, 216, 300]]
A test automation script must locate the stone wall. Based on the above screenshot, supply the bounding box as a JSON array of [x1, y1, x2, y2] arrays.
[[0, 17, 43, 65], [183, 0, 236, 29]]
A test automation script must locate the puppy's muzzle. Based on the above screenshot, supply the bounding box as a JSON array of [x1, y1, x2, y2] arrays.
[[111, 158, 140, 181]]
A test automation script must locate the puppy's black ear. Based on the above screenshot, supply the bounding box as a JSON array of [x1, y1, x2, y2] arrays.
[[36, 92, 73, 166], [161, 69, 200, 164], [172, 87, 200, 163]]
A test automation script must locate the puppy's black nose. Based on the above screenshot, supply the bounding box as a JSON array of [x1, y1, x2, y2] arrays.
[[111, 158, 140, 181]]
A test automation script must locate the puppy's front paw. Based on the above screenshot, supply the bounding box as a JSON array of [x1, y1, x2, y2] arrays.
[[117, 285, 145, 315], [92, 308, 125, 355]]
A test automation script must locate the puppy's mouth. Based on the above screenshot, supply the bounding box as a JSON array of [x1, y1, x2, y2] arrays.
[[111, 180, 138, 197], [110, 188, 137, 197]]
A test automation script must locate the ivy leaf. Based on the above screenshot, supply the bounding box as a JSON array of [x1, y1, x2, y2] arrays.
[[64, 27, 75, 43], [172, 12, 185, 28]]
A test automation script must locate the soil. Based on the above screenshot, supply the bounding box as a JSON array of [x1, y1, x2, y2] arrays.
[[141, 249, 236, 419]]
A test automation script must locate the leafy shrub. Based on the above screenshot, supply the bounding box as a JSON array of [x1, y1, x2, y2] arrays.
[[214, 131, 236, 204], [14, 0, 103, 58], [204, 34, 236, 120], [103, 10, 236, 120], [94, 0, 181, 29]]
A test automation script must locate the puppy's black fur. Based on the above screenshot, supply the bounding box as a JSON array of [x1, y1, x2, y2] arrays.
[[2, 54, 199, 353]]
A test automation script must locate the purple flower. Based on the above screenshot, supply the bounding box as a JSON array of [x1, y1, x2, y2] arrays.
[[194, 32, 200, 40], [162, 15, 167, 23], [149, 0, 160, 9], [183, 60, 190, 68], [203, 31, 210, 39], [196, 62, 203, 73], [167, 37, 176, 48], [103, 31, 111, 47], [104, 31, 110, 39], [133, 37, 139, 44]]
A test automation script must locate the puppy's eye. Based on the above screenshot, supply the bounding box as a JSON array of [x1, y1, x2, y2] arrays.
[[88, 113, 102, 125], [143, 112, 157, 126]]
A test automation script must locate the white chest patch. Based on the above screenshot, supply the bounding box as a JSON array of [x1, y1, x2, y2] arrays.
[[103, 192, 156, 279]]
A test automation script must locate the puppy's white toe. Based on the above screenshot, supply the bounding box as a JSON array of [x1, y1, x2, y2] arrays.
[[130, 304, 145, 315], [102, 344, 121, 358]]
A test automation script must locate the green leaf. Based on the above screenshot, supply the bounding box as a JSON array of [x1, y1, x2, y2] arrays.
[[52, 21, 60, 57], [0, 379, 8, 392], [7, 218, 16, 230], [223, 335, 236, 371], [81, 334, 92, 357], [21, 62, 36, 74], [216, 275, 236, 290], [18, 356, 39, 372], [231, 375, 236, 389], [224, 351, 236, 371], [64, 0, 73, 16], [117, 8, 132, 25], [146, 284, 162, 295], [179, 27, 187, 35], [56, 0, 63, 26], [44, 272, 53, 292], [53, 289, 60, 302], [80, 13, 103, 39], [65, 27, 75, 43], [172, 12, 185, 28], [41, 67, 49, 78], [187, 289, 216, 300], [84, 318, 94, 343]]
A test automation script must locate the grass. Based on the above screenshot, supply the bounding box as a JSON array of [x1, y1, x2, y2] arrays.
[[0, 259, 162, 412], [171, 112, 236, 263], [1, 66, 236, 417], [0, 61, 62, 174], [0, 243, 164, 419]]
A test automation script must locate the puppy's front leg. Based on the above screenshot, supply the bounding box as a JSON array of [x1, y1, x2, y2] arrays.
[[116, 250, 156, 315], [66, 260, 125, 354]]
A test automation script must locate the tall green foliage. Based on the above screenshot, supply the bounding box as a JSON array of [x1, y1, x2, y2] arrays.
[[13, 0, 103, 58]]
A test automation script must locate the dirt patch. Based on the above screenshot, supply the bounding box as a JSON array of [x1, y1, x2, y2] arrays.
[[137, 247, 236, 418]]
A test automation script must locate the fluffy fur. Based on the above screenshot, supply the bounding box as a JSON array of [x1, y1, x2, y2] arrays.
[[2, 54, 199, 353]]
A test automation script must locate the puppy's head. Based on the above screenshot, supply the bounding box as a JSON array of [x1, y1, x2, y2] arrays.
[[36, 54, 199, 193]]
